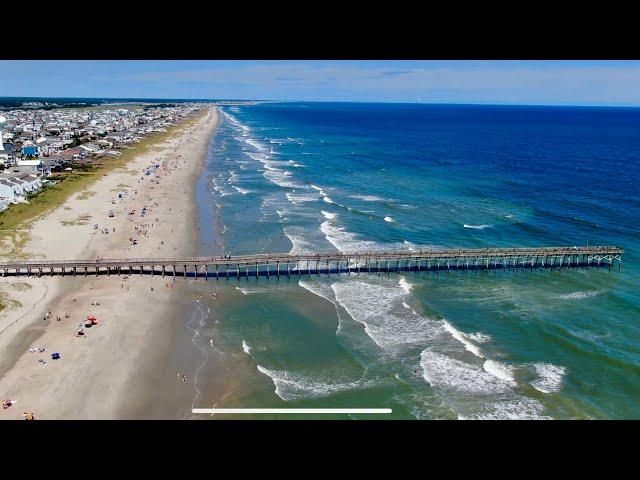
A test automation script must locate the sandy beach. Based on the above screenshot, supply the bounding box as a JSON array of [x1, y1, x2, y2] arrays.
[[0, 107, 219, 419]]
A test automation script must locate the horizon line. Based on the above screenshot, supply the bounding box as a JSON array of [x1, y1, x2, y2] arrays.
[[2, 95, 640, 109]]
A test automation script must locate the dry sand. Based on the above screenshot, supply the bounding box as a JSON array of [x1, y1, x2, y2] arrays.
[[0, 107, 219, 419]]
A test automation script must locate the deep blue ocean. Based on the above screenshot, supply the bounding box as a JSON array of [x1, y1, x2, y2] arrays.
[[189, 103, 639, 419]]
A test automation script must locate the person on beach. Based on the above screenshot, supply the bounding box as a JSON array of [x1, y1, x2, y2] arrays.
[[182, 374, 187, 382]]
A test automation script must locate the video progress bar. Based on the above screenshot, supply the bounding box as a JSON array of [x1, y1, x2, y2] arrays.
[[192, 408, 392, 414]]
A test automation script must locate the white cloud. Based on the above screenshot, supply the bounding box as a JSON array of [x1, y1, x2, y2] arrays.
[[112, 61, 640, 104]]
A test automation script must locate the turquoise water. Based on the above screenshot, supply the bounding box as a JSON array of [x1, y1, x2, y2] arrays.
[[189, 103, 639, 419]]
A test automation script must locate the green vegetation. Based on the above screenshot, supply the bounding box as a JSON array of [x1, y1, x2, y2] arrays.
[[0, 297, 22, 311], [77, 190, 96, 200], [110, 183, 131, 192], [61, 214, 92, 226]]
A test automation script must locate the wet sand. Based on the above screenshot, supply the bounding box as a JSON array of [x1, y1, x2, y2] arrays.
[[0, 107, 219, 419]]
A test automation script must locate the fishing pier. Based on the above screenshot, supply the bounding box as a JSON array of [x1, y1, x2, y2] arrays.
[[0, 246, 623, 279]]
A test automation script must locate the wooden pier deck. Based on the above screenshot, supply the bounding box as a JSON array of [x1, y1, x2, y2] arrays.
[[0, 246, 623, 279]]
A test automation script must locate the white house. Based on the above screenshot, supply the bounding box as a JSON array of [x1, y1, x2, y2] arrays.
[[0, 171, 43, 201], [0, 178, 24, 201], [0, 196, 11, 212], [16, 173, 43, 193], [17, 159, 50, 175]]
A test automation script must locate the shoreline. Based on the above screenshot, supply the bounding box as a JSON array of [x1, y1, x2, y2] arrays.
[[0, 107, 220, 419]]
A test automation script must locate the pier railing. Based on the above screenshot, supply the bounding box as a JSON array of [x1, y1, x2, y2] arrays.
[[0, 246, 623, 278]]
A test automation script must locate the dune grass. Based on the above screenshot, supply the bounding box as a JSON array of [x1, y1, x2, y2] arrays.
[[77, 190, 96, 200], [0, 297, 21, 311], [60, 214, 92, 226]]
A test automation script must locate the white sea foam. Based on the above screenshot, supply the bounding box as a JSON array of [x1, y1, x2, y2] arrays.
[[319, 220, 414, 254], [244, 151, 265, 162], [420, 349, 513, 394], [321, 210, 336, 220], [332, 280, 434, 350], [222, 110, 251, 133], [298, 280, 336, 305], [398, 277, 413, 294], [228, 170, 239, 183], [466, 332, 492, 344], [531, 363, 566, 393], [285, 192, 319, 204], [233, 186, 252, 195], [320, 220, 383, 253], [264, 169, 303, 189], [244, 138, 266, 151], [242, 340, 252, 355], [483, 360, 516, 385], [555, 291, 602, 300], [442, 320, 484, 359], [463, 224, 492, 230], [459, 398, 549, 420], [349, 194, 386, 202], [384, 216, 394, 223], [285, 231, 316, 255], [403, 241, 417, 251], [235, 287, 268, 295], [256, 365, 372, 401]]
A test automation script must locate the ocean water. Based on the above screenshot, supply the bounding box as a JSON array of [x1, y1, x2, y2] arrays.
[[188, 103, 640, 419]]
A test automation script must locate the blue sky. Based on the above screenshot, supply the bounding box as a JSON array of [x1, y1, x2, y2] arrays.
[[2, 60, 640, 106]]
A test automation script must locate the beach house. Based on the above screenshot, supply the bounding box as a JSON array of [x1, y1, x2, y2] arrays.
[[17, 158, 49, 175], [0, 178, 24, 201], [22, 145, 39, 158], [0, 168, 44, 200]]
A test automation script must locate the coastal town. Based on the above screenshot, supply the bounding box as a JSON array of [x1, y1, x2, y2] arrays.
[[0, 103, 204, 212]]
